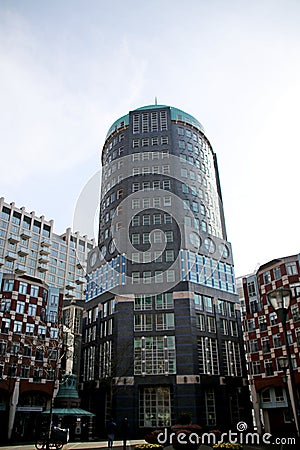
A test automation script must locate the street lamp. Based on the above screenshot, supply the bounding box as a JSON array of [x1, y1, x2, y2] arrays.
[[267, 288, 300, 436], [278, 356, 294, 426]]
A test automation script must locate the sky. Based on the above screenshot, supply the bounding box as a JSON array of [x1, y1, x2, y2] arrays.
[[1, 0, 300, 277]]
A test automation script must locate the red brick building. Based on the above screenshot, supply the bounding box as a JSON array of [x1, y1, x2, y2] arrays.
[[0, 273, 63, 443], [240, 254, 300, 436]]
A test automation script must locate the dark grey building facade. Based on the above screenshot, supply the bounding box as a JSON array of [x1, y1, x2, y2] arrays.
[[81, 105, 251, 436]]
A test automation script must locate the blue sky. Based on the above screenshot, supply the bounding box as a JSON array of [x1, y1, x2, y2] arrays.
[[1, 0, 300, 276]]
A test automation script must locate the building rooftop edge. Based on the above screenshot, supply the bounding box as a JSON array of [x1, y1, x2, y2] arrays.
[[105, 104, 205, 139]]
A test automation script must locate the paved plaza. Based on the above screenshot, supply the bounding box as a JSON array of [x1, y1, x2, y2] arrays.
[[0, 440, 295, 450]]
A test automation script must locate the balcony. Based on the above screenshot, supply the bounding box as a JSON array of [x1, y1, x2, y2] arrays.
[[39, 255, 50, 264], [5, 251, 17, 261], [40, 247, 50, 256], [65, 290, 76, 298], [76, 277, 86, 285], [8, 234, 20, 244], [15, 264, 26, 274], [38, 263, 48, 272], [41, 238, 51, 247], [66, 281, 76, 290], [20, 229, 31, 239], [18, 246, 29, 256]]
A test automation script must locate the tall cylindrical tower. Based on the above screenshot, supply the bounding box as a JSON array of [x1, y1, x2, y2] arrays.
[[82, 105, 251, 434]]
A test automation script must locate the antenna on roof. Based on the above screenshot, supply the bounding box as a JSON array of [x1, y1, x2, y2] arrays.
[[155, 96, 157, 105]]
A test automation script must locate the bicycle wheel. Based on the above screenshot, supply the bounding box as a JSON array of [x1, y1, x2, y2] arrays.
[[35, 439, 46, 450], [55, 441, 63, 450]]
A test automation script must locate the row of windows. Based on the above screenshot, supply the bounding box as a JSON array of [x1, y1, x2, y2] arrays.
[[0, 299, 39, 316], [251, 355, 297, 376], [0, 341, 58, 358], [131, 150, 170, 160], [131, 230, 173, 245], [196, 314, 238, 336], [132, 111, 168, 134], [132, 165, 171, 176], [132, 213, 172, 226], [131, 196, 172, 209], [2, 279, 41, 296], [181, 166, 211, 181], [132, 270, 175, 284], [249, 326, 300, 354], [262, 262, 298, 285], [132, 180, 171, 192], [103, 146, 124, 165], [194, 294, 236, 316], [0, 363, 55, 380], [131, 250, 174, 264], [177, 126, 200, 141], [1, 209, 51, 236], [134, 293, 173, 310], [0, 319, 58, 336], [0, 227, 89, 257], [134, 313, 174, 331], [132, 136, 169, 147], [102, 151, 170, 182]]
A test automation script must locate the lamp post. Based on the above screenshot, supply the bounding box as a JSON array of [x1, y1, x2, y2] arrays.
[[278, 356, 294, 428], [267, 288, 300, 437]]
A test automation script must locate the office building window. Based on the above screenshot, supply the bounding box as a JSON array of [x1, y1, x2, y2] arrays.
[[19, 282, 27, 294], [132, 216, 140, 226], [154, 271, 163, 283], [3, 279, 14, 291], [286, 262, 298, 276], [134, 335, 176, 375], [259, 315, 267, 331], [13, 321, 23, 333], [132, 234, 140, 245], [143, 272, 151, 284], [155, 293, 173, 309], [139, 386, 171, 428], [205, 388, 216, 426], [165, 231, 173, 242], [156, 313, 174, 330], [264, 360, 274, 376], [252, 361, 261, 375], [196, 314, 205, 331], [16, 301, 25, 314], [135, 295, 152, 310], [198, 336, 219, 375], [132, 272, 140, 284], [222, 341, 242, 376], [134, 314, 152, 331]]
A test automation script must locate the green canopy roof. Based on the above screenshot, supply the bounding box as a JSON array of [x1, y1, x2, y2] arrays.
[[42, 407, 95, 417]]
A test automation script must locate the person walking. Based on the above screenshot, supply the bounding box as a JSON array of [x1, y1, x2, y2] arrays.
[[107, 418, 117, 448], [121, 417, 129, 450]]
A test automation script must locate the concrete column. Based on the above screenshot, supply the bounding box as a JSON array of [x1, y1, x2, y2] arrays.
[[8, 378, 20, 440]]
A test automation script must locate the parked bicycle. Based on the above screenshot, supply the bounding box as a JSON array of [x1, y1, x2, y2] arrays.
[[35, 427, 69, 450]]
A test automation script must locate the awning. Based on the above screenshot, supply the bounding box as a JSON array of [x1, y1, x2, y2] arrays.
[[42, 408, 95, 417]]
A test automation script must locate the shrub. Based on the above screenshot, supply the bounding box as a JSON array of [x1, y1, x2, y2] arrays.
[[135, 444, 164, 450], [213, 444, 243, 450]]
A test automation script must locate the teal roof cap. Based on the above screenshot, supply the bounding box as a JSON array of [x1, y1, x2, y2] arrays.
[[105, 105, 205, 139]]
